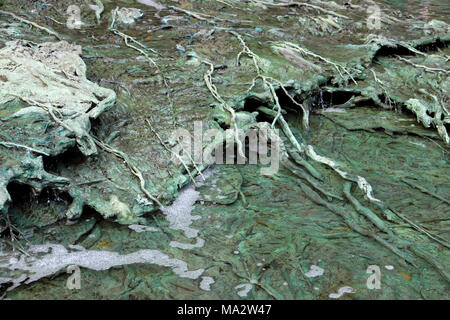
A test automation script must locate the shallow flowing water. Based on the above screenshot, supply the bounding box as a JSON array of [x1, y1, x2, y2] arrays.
[[0, 0, 449, 299]]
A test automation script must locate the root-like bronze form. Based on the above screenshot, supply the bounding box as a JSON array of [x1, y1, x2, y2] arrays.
[[110, 8, 176, 130], [0, 141, 50, 156], [146, 119, 205, 185], [300, 183, 417, 266], [11, 96, 164, 209], [396, 55, 450, 75], [201, 59, 246, 160], [229, 32, 384, 204], [250, 0, 349, 19], [272, 42, 357, 84], [0, 10, 60, 40], [93, 137, 164, 208], [230, 31, 310, 129], [167, 5, 252, 24], [226, 32, 450, 281]]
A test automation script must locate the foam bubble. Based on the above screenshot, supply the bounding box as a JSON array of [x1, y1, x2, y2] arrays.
[[200, 276, 215, 291], [235, 283, 253, 297], [329, 286, 355, 299], [305, 265, 324, 278], [128, 224, 158, 233], [162, 185, 201, 238]]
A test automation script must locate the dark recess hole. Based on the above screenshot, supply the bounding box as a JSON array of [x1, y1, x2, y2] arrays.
[[43, 146, 87, 174], [93, 92, 105, 102], [6, 182, 72, 208], [89, 115, 105, 137], [426, 110, 436, 118], [275, 87, 304, 114], [244, 96, 266, 112], [214, 117, 230, 131], [375, 45, 412, 58], [374, 39, 448, 59], [415, 39, 447, 53], [243, 96, 269, 122], [82, 205, 104, 220], [85, 101, 97, 114], [243, 90, 309, 123], [3, 182, 73, 231], [0, 281, 13, 297], [37, 187, 72, 205], [0, 183, 33, 239], [6, 182, 33, 204], [309, 90, 356, 110]]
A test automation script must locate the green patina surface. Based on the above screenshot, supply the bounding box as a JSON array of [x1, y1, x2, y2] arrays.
[[0, 0, 449, 299]]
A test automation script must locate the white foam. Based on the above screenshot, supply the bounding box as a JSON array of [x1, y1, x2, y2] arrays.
[[200, 276, 215, 291], [305, 265, 324, 278], [68, 244, 85, 251], [2, 172, 213, 292], [329, 286, 355, 299], [8, 257, 18, 264], [321, 108, 347, 113], [170, 238, 205, 250], [194, 168, 215, 187], [162, 184, 201, 238], [235, 283, 253, 297], [0, 243, 204, 290], [385, 265, 394, 270], [408, 141, 426, 148], [128, 224, 158, 233]]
